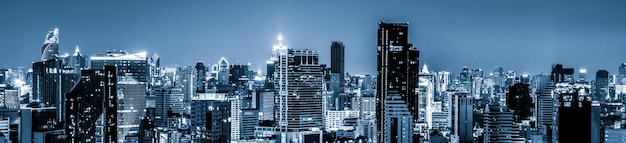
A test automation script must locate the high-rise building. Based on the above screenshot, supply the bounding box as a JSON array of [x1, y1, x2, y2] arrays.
[[550, 64, 574, 83], [90, 50, 148, 83], [330, 41, 345, 93], [195, 62, 207, 93], [117, 80, 147, 142], [33, 28, 79, 125], [240, 109, 259, 140], [536, 81, 555, 142], [453, 92, 472, 143], [273, 35, 324, 143], [41, 28, 59, 61], [148, 86, 184, 126], [594, 70, 609, 102], [66, 66, 117, 143], [554, 83, 599, 143], [191, 94, 231, 143], [619, 63, 626, 85], [376, 22, 419, 143]]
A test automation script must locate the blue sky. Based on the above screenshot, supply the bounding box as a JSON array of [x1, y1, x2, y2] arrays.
[[1, 0, 626, 77]]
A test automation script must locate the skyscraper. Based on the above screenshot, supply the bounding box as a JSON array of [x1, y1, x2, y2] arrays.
[[90, 50, 148, 83], [32, 28, 79, 125], [273, 35, 324, 143], [453, 92, 472, 143], [66, 66, 117, 143], [191, 94, 231, 143], [41, 28, 59, 61], [555, 83, 599, 143], [594, 70, 609, 102], [195, 61, 207, 93], [619, 63, 626, 85], [330, 41, 345, 93], [376, 22, 419, 143]]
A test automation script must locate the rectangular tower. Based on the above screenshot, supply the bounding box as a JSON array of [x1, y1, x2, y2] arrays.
[[376, 22, 419, 143]]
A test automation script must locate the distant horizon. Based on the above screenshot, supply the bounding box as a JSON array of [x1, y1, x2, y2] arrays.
[[2, 0, 626, 78]]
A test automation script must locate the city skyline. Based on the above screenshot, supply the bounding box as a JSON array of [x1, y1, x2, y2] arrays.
[[2, 1, 626, 142], [2, 1, 626, 76]]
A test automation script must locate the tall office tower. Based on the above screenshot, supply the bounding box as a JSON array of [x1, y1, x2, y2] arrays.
[[460, 66, 470, 84], [191, 94, 231, 143], [272, 35, 324, 143], [66, 66, 117, 143], [418, 67, 434, 127], [506, 83, 532, 122], [536, 82, 555, 142], [453, 92, 473, 143], [619, 63, 626, 85], [41, 28, 59, 61], [330, 41, 345, 93], [550, 64, 574, 83], [376, 22, 419, 143], [259, 91, 274, 120], [32, 28, 79, 125], [31, 60, 62, 116], [147, 53, 160, 86], [117, 79, 147, 142], [176, 66, 194, 109], [90, 50, 148, 83], [594, 70, 609, 102], [148, 86, 184, 126], [195, 62, 207, 93], [554, 83, 599, 143], [483, 105, 525, 143]]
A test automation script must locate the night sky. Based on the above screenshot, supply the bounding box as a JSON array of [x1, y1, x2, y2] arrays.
[[2, 0, 626, 77]]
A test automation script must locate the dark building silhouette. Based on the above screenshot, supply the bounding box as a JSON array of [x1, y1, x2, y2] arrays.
[[139, 110, 157, 143], [506, 83, 532, 121], [376, 22, 419, 143], [550, 64, 574, 83], [556, 86, 600, 143], [331, 41, 345, 93], [594, 70, 609, 102], [31, 60, 61, 111], [195, 61, 207, 93], [21, 103, 66, 143], [66, 66, 117, 143], [229, 64, 250, 87]]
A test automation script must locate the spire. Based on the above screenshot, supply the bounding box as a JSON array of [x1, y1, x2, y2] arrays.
[[73, 46, 82, 56], [421, 64, 430, 74], [274, 33, 286, 50]]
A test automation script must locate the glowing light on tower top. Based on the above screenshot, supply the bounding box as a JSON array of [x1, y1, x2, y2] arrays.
[[272, 34, 288, 61]]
